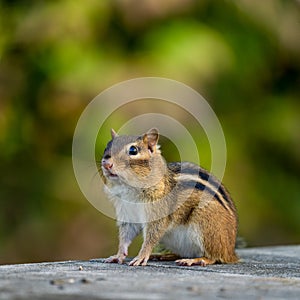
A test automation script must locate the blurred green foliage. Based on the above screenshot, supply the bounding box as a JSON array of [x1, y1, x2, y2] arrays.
[[0, 0, 299, 264]]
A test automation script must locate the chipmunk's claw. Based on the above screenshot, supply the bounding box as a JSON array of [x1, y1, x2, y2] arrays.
[[129, 255, 149, 266], [104, 254, 126, 264], [175, 257, 215, 267]]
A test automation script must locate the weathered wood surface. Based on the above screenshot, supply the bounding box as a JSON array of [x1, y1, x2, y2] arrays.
[[0, 245, 299, 299]]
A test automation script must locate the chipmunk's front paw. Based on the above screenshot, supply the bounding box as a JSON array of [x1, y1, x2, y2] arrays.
[[129, 254, 150, 266], [104, 254, 126, 264]]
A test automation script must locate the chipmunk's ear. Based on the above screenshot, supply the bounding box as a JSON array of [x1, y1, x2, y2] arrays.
[[143, 128, 159, 153], [110, 128, 118, 139]]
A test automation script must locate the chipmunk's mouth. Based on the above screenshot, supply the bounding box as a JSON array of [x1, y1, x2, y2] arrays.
[[105, 170, 118, 179], [101, 165, 119, 179], [109, 172, 118, 178]]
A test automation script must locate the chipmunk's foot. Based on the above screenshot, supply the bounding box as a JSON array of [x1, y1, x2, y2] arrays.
[[104, 254, 126, 264], [129, 254, 150, 266], [150, 253, 181, 261], [175, 257, 216, 267]]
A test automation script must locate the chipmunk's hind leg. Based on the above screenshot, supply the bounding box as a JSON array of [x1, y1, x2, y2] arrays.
[[150, 253, 181, 261], [149, 243, 181, 261], [175, 257, 216, 267]]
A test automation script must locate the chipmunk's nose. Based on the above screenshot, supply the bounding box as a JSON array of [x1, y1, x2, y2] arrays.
[[102, 159, 113, 170]]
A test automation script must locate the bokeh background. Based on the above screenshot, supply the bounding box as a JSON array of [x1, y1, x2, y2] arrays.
[[1, 0, 299, 264]]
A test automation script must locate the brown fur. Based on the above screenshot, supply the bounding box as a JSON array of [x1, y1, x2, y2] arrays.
[[102, 128, 238, 266]]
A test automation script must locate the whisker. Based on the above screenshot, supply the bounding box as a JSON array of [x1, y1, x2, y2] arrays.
[[91, 160, 103, 184], [74, 159, 104, 186]]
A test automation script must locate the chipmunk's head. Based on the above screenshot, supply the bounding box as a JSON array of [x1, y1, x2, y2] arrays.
[[101, 128, 166, 188]]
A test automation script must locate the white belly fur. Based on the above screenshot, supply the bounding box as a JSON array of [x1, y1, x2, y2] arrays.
[[160, 224, 204, 258], [104, 184, 146, 224]]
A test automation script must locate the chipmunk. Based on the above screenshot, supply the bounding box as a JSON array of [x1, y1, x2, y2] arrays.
[[101, 128, 238, 266]]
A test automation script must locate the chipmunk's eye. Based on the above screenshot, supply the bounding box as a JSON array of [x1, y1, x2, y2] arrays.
[[128, 145, 138, 156]]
